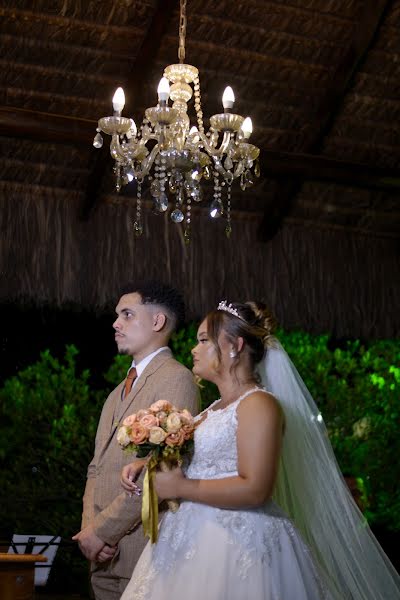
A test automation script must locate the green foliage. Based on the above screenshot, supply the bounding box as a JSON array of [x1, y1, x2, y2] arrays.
[[276, 330, 400, 531], [0, 346, 103, 591]]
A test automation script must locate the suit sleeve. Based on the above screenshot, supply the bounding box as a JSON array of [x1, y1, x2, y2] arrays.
[[91, 364, 200, 545]]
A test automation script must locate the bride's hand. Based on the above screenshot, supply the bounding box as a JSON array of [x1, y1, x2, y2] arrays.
[[154, 466, 184, 500], [121, 459, 147, 493]]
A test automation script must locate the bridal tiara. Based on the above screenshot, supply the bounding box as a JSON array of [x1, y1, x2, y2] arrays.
[[217, 300, 245, 321]]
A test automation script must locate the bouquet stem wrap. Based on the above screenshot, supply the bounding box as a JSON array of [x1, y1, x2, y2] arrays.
[[142, 456, 180, 544]]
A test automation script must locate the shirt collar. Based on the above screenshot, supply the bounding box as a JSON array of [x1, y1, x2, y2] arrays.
[[130, 346, 169, 379]]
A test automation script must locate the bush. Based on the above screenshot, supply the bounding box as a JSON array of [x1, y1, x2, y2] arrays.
[[0, 346, 103, 591]]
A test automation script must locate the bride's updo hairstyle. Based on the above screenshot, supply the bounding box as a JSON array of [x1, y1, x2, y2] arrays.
[[206, 301, 277, 374]]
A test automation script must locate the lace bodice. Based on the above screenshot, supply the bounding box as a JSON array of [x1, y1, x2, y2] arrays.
[[186, 387, 262, 480]]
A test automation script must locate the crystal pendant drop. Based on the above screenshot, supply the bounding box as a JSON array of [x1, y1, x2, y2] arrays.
[[210, 200, 223, 218], [244, 169, 254, 187], [240, 173, 246, 191], [190, 186, 203, 202], [150, 179, 161, 198], [177, 188, 185, 205], [171, 208, 184, 223], [133, 221, 143, 236], [224, 156, 233, 170], [153, 192, 168, 213], [254, 160, 260, 177], [184, 230, 191, 245], [203, 165, 212, 180], [234, 161, 245, 178], [191, 165, 202, 181], [225, 223, 232, 238], [93, 133, 103, 149]]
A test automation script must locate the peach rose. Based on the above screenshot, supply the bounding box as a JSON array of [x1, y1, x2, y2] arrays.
[[180, 409, 194, 426], [123, 414, 137, 427], [165, 429, 186, 447], [139, 413, 159, 429], [166, 412, 182, 433], [182, 423, 195, 440], [149, 426, 168, 444], [129, 422, 148, 444], [117, 425, 131, 448], [149, 399, 174, 413]]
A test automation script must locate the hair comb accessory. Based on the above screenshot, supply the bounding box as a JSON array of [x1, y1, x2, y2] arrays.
[[217, 300, 245, 321]]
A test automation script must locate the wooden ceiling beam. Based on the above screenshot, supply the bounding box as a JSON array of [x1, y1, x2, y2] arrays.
[[258, 0, 393, 242], [81, 0, 179, 220], [0, 105, 94, 145]]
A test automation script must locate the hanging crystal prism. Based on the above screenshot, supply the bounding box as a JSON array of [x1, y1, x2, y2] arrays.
[[153, 192, 169, 213], [93, 132, 103, 149], [171, 208, 184, 223]]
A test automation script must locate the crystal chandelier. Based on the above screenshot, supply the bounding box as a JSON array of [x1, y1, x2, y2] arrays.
[[93, 0, 260, 241]]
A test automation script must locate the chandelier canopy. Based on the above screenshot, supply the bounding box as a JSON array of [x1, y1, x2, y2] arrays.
[[93, 0, 260, 241]]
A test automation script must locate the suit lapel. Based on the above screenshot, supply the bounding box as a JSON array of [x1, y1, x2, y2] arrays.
[[110, 348, 173, 436]]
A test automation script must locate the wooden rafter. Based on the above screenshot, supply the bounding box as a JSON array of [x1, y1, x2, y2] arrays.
[[258, 0, 393, 242]]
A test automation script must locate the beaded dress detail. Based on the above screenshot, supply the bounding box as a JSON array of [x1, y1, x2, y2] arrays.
[[121, 388, 329, 600]]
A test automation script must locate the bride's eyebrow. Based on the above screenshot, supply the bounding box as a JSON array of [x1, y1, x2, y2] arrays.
[[197, 330, 208, 338]]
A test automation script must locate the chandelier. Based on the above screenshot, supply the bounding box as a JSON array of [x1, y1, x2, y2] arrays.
[[93, 0, 260, 242]]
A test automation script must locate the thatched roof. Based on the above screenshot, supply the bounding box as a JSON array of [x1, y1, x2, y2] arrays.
[[0, 0, 399, 338]]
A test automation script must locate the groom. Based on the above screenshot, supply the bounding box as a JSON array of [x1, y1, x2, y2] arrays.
[[73, 281, 199, 600]]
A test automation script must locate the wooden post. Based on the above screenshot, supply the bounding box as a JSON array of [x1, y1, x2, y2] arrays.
[[0, 553, 47, 600]]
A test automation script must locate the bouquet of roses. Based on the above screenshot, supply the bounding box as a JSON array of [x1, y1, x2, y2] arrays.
[[117, 399, 195, 542]]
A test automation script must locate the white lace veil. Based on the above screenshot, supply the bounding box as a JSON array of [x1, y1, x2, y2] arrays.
[[257, 339, 400, 600]]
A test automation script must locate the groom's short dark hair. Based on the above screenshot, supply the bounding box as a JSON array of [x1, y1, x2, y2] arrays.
[[120, 280, 185, 331]]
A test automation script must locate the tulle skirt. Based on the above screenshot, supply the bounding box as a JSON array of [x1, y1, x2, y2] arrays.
[[121, 500, 330, 600]]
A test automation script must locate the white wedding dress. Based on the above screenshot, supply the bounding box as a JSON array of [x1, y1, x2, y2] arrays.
[[121, 389, 330, 600]]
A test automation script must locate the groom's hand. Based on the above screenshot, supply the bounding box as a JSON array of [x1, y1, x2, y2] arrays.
[[72, 524, 105, 561]]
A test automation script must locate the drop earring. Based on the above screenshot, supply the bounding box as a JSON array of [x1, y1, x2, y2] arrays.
[[229, 350, 237, 358]]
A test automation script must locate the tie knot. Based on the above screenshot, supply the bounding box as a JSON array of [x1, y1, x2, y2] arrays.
[[124, 367, 137, 397]]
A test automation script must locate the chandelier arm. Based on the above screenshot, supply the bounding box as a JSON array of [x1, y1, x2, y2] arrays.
[[110, 134, 129, 162], [196, 131, 232, 157], [134, 143, 160, 179]]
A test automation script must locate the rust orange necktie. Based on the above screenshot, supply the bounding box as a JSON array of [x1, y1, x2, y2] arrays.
[[124, 367, 137, 397]]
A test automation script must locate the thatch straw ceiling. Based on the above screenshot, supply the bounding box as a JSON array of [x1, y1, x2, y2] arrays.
[[0, 0, 399, 240]]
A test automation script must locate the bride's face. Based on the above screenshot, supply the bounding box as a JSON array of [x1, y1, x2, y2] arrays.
[[192, 318, 231, 381]]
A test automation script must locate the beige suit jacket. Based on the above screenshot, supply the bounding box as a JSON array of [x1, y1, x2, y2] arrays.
[[82, 348, 199, 578]]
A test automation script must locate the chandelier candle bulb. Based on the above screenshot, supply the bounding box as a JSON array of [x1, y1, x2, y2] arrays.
[[157, 77, 170, 104], [222, 86, 235, 111], [241, 117, 253, 139], [112, 87, 125, 115]]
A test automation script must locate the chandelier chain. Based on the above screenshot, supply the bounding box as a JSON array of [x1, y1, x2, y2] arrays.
[[178, 0, 187, 63]]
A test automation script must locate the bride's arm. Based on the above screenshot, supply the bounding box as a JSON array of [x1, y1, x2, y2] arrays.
[[155, 391, 283, 509]]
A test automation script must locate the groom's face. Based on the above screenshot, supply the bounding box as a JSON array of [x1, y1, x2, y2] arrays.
[[113, 292, 158, 361]]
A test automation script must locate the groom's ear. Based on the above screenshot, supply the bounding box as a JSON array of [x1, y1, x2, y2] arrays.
[[153, 312, 167, 331]]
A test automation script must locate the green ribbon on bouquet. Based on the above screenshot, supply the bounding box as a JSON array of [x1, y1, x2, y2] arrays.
[[142, 453, 159, 544]]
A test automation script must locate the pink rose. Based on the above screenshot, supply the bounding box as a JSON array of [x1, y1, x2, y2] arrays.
[[129, 422, 148, 444], [140, 413, 159, 429], [180, 409, 194, 426], [165, 429, 185, 447], [166, 412, 182, 433], [149, 426, 168, 444], [123, 414, 137, 427], [149, 399, 174, 413]]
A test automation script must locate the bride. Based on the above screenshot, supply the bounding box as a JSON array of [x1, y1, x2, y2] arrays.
[[120, 300, 400, 600]]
